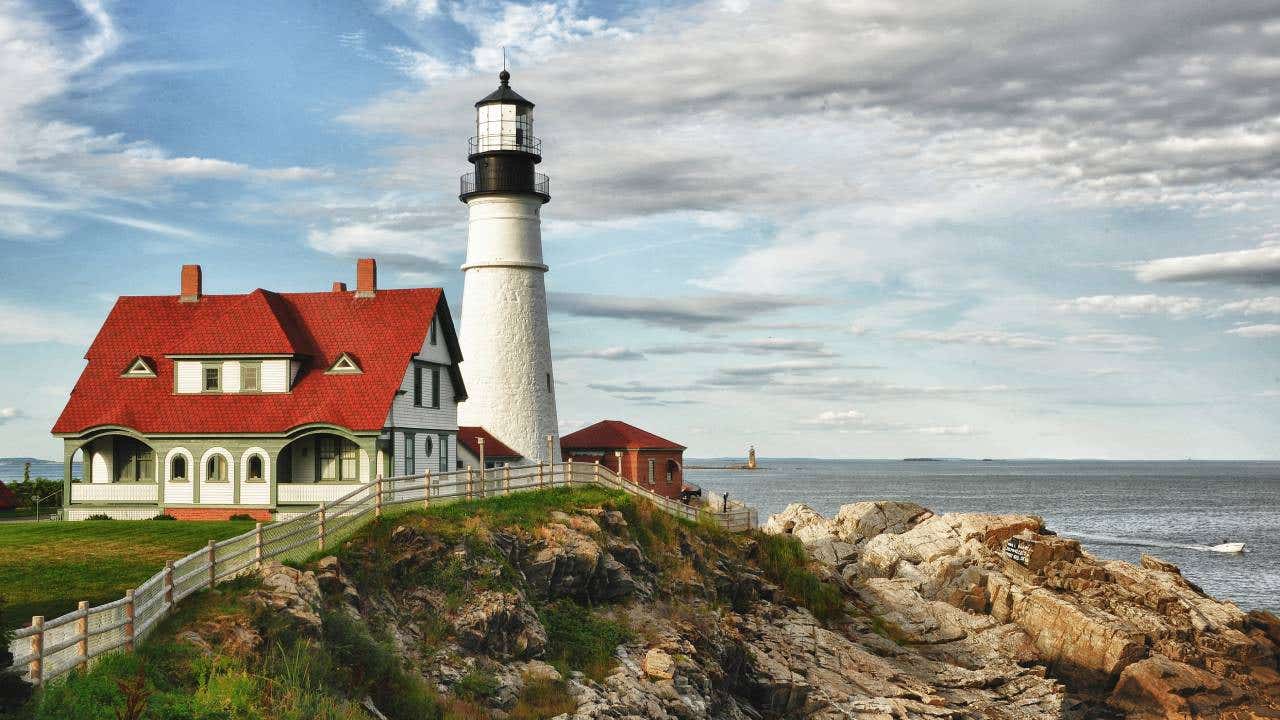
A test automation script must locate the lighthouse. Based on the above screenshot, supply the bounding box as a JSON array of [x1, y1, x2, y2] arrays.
[[456, 70, 559, 463]]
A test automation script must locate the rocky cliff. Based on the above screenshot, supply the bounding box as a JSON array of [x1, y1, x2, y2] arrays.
[[22, 488, 1280, 720]]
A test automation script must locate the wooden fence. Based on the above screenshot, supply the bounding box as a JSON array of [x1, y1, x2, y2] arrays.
[[7, 461, 755, 686]]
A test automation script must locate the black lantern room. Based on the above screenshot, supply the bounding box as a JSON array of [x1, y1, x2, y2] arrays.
[[459, 70, 550, 203]]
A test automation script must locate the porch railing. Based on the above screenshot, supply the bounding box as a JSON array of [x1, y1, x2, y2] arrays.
[[8, 462, 755, 686], [69, 484, 158, 504]]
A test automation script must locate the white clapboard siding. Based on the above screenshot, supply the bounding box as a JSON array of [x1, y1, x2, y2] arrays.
[[175, 361, 202, 393], [164, 480, 193, 504], [200, 481, 234, 504], [417, 314, 452, 365], [386, 362, 457, 431], [262, 359, 289, 392], [291, 439, 315, 483], [222, 361, 241, 393], [71, 484, 157, 503]]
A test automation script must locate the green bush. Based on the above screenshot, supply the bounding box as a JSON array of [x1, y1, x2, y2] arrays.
[[84, 514, 114, 521], [228, 514, 256, 522], [539, 600, 631, 680], [150, 514, 177, 521], [755, 533, 844, 622], [452, 669, 500, 702]]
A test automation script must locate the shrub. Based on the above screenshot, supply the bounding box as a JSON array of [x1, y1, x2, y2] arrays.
[[510, 677, 577, 720], [150, 513, 177, 521], [452, 669, 499, 702], [755, 533, 844, 622], [228, 514, 256, 522], [539, 600, 631, 681], [321, 610, 443, 720], [84, 514, 114, 521]]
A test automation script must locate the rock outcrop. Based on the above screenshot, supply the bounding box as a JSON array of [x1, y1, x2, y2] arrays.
[[765, 503, 1280, 718]]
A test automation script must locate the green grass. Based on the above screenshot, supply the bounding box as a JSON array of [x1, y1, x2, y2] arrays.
[[539, 600, 632, 681], [754, 532, 845, 622], [0, 520, 255, 628]]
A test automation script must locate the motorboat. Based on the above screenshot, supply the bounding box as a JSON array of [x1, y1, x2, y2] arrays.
[[1208, 542, 1245, 553]]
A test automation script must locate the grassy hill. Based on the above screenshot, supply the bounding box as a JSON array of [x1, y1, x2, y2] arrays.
[[0, 520, 256, 628]]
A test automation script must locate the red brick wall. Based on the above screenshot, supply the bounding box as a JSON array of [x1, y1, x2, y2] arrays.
[[166, 508, 272, 522], [561, 448, 684, 499]]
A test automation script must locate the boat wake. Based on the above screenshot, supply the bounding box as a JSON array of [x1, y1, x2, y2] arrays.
[[1065, 531, 1244, 554]]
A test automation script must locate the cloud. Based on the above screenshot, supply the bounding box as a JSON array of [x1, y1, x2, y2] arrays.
[[707, 359, 843, 385], [557, 347, 646, 361], [1056, 294, 1207, 317], [306, 223, 457, 275], [645, 338, 837, 357], [1216, 296, 1280, 315], [804, 409, 981, 435], [1260, 390, 1280, 398], [0, 300, 98, 345], [587, 381, 700, 395], [1063, 333, 1160, 353], [548, 291, 821, 331], [896, 329, 1055, 350], [1225, 323, 1280, 338], [0, 407, 25, 425], [1136, 245, 1280, 285]]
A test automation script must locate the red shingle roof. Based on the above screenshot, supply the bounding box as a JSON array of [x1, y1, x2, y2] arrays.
[[560, 420, 686, 451], [53, 288, 458, 435], [457, 426, 521, 459]]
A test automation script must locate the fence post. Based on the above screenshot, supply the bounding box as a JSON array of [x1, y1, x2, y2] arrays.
[[29, 615, 43, 687], [124, 589, 135, 651], [318, 506, 327, 551], [424, 470, 431, 509], [164, 561, 174, 607], [504, 465, 511, 495], [375, 475, 383, 518], [477, 437, 485, 494], [538, 462, 545, 488], [565, 459, 572, 486], [594, 460, 600, 485], [466, 466, 474, 499], [206, 539, 216, 588], [254, 522, 264, 568], [76, 601, 89, 673]]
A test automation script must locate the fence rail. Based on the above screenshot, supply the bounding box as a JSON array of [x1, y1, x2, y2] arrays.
[[7, 461, 755, 685]]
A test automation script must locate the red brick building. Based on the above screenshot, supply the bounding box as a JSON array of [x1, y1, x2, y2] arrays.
[[560, 420, 685, 500]]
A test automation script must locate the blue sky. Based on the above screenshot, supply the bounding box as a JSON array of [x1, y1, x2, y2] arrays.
[[2, 0, 1279, 460]]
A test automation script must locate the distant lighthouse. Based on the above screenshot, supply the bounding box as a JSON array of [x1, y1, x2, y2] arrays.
[[456, 70, 559, 462]]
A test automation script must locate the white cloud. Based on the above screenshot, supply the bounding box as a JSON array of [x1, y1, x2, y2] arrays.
[[1225, 323, 1280, 338], [804, 409, 981, 435], [0, 300, 98, 345], [1137, 245, 1280, 285], [557, 347, 645, 361], [549, 291, 822, 331], [1063, 333, 1159, 353], [912, 425, 978, 436], [1217, 296, 1280, 315], [1057, 294, 1207, 317], [0, 407, 25, 425], [896, 329, 1055, 350]]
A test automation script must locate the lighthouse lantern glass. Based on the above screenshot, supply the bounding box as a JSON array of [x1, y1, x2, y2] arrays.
[[476, 102, 534, 154]]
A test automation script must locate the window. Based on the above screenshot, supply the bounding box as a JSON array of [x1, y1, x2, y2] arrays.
[[203, 365, 221, 392], [248, 455, 264, 481], [114, 438, 154, 483], [340, 442, 357, 481], [241, 362, 261, 392], [317, 437, 358, 481], [515, 127, 524, 147], [171, 456, 187, 482], [413, 366, 423, 406], [647, 459, 655, 485], [431, 368, 440, 408], [327, 353, 362, 374], [424, 436, 434, 457], [429, 316, 438, 345], [206, 455, 228, 483], [404, 433, 415, 475], [438, 434, 448, 473]]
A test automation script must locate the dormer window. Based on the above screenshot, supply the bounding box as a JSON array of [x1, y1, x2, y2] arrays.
[[241, 362, 261, 392], [327, 352, 362, 374], [122, 357, 156, 377]]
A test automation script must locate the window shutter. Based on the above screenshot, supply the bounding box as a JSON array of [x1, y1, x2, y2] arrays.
[[431, 368, 441, 408], [413, 366, 423, 406]]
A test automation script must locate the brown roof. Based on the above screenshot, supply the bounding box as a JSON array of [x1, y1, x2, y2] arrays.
[[560, 420, 685, 451], [458, 426, 522, 459]]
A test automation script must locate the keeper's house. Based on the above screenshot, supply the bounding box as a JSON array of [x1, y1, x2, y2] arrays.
[[561, 420, 686, 500], [52, 259, 466, 521]]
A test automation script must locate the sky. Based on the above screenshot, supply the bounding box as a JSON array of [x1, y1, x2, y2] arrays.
[[1, 0, 1279, 461]]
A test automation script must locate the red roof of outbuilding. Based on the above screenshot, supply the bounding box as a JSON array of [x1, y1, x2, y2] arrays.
[[560, 420, 686, 451], [53, 287, 462, 435], [457, 426, 522, 459]]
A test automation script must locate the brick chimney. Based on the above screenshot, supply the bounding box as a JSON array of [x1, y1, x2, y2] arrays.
[[332, 281, 347, 293], [180, 264, 202, 302], [355, 258, 376, 298]]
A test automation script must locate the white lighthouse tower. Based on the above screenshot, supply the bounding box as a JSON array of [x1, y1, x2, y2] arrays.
[[456, 70, 559, 462]]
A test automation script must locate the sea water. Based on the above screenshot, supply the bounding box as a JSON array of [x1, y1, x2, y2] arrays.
[[685, 459, 1280, 612]]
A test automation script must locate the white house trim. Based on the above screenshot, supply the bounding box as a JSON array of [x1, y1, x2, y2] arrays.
[[199, 447, 235, 504], [164, 447, 195, 504], [239, 447, 271, 505]]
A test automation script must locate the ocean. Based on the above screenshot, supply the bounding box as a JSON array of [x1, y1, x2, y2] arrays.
[[685, 459, 1280, 612]]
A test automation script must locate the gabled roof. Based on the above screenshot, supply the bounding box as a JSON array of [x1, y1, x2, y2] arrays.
[[560, 420, 686, 451], [458, 426, 522, 459], [53, 288, 464, 435]]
